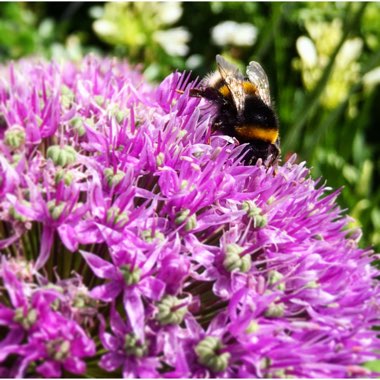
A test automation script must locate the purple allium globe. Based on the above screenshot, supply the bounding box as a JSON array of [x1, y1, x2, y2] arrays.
[[0, 55, 380, 378]]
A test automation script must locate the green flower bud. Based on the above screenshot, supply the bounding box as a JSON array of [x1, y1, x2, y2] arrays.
[[55, 340, 70, 361], [14, 307, 37, 329], [240, 254, 252, 272], [223, 243, 252, 273], [178, 130, 187, 138], [46, 339, 71, 361], [9, 205, 28, 222], [268, 270, 286, 291], [185, 213, 197, 231], [61, 85, 75, 108], [47, 200, 66, 220], [47, 145, 77, 167], [73, 291, 97, 309], [120, 264, 141, 286], [180, 180, 189, 190], [11, 153, 22, 165], [106, 206, 129, 227], [54, 169, 74, 186], [260, 357, 271, 370], [245, 320, 260, 334], [73, 293, 86, 308], [36, 115, 43, 127], [141, 229, 165, 243], [94, 95, 105, 106], [242, 201, 261, 216], [175, 209, 191, 225], [241, 201, 267, 228], [265, 302, 286, 318], [267, 195, 276, 205], [51, 298, 61, 311], [156, 295, 187, 325], [156, 152, 165, 167], [4, 125, 25, 149], [125, 334, 147, 358], [70, 117, 86, 136], [104, 167, 125, 187], [195, 336, 230, 372], [306, 280, 319, 289], [254, 214, 268, 228], [272, 369, 288, 378], [116, 110, 129, 124]]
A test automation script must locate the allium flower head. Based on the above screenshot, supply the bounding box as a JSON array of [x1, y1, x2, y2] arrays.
[[0, 55, 380, 378]]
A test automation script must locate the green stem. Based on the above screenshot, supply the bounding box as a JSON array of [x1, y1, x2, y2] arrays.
[[255, 3, 283, 62]]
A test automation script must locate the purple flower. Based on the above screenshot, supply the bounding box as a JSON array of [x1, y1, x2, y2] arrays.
[[0, 55, 380, 378], [99, 307, 161, 378], [0, 257, 95, 377], [81, 247, 165, 339]]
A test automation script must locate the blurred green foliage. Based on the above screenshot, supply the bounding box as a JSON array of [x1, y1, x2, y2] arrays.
[[1, 2, 380, 257]]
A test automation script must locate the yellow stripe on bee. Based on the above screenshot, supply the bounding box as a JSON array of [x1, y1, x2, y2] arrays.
[[218, 82, 257, 97], [218, 85, 230, 97], [242, 81, 257, 95], [235, 125, 278, 143]]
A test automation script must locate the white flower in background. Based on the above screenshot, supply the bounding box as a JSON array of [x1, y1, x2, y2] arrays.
[[156, 2, 183, 25], [186, 54, 203, 69], [296, 36, 317, 67], [338, 38, 363, 64], [211, 21, 258, 47], [362, 67, 380, 89], [154, 27, 190, 56], [93, 19, 118, 39]]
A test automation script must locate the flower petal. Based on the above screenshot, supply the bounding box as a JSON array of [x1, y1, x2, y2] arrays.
[[100, 352, 124, 372], [63, 356, 86, 375], [139, 277, 165, 301], [124, 289, 145, 339], [35, 225, 54, 270], [36, 360, 61, 378], [90, 281, 122, 302], [80, 250, 117, 279], [57, 224, 78, 252]]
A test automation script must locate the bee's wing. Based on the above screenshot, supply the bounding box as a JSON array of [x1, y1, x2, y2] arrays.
[[246, 61, 271, 107], [216, 55, 245, 114]]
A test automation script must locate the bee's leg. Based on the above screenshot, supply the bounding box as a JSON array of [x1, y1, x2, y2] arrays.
[[212, 119, 223, 133], [190, 87, 225, 103], [205, 119, 222, 144], [189, 88, 203, 97], [266, 144, 281, 175]]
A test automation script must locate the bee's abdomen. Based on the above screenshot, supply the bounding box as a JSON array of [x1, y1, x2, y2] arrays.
[[235, 95, 278, 142], [234, 125, 278, 143]]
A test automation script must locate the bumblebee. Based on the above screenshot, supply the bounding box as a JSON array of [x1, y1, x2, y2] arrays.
[[190, 55, 280, 166]]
